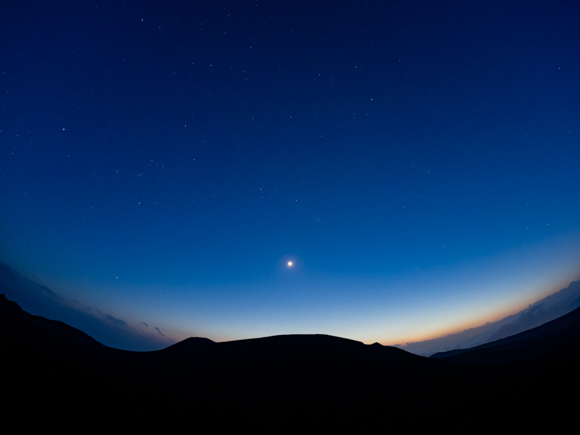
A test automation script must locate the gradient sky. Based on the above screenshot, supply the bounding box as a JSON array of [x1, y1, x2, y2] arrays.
[[1, 0, 579, 350]]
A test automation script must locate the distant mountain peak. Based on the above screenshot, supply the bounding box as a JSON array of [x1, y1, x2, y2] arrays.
[[399, 279, 580, 356]]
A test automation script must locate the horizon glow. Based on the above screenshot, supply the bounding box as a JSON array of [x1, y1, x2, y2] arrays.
[[1, 1, 579, 351]]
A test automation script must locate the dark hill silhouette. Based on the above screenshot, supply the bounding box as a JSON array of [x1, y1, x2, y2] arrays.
[[1, 294, 105, 351], [431, 304, 580, 363], [2, 293, 578, 433], [401, 279, 580, 355]]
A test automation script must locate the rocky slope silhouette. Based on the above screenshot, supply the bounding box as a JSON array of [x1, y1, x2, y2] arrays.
[[2, 293, 578, 432]]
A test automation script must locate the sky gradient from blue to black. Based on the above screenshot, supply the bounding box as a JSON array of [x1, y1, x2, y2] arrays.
[[1, 0, 579, 350]]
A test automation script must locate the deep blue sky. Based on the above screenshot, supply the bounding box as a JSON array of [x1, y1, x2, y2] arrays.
[[1, 0, 579, 349]]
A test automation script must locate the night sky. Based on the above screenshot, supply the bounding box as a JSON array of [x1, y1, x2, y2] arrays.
[[2, 0, 579, 350]]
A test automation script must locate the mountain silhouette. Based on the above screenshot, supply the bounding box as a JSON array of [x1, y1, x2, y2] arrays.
[[401, 279, 580, 356], [431, 303, 580, 363], [2, 293, 578, 432]]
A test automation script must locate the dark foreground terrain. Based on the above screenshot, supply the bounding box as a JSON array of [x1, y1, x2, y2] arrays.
[[2, 294, 578, 432]]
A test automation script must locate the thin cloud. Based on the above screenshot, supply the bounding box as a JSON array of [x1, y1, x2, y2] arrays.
[[0, 261, 173, 351], [37, 283, 62, 300], [105, 313, 128, 327]]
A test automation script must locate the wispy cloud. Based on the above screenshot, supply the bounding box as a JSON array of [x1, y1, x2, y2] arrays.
[[0, 261, 174, 351], [105, 313, 128, 327], [399, 280, 580, 356]]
